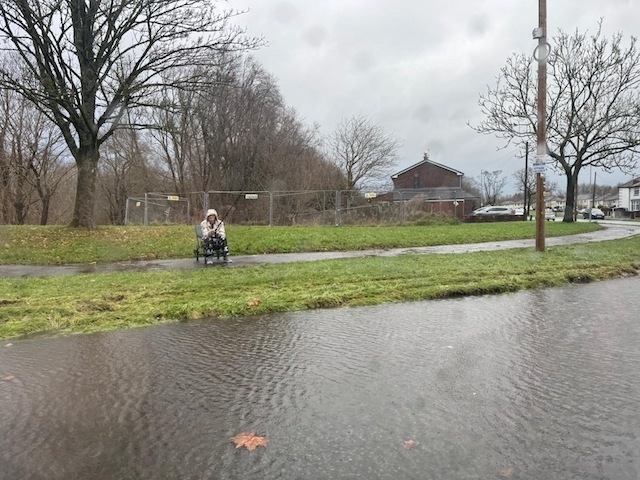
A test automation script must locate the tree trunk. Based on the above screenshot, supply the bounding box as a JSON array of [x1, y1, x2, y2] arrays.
[[13, 173, 28, 225], [40, 195, 50, 225], [1, 164, 11, 224], [562, 170, 579, 222], [70, 143, 100, 228]]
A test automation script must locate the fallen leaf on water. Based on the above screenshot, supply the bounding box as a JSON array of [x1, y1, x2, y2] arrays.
[[3, 375, 15, 382], [5, 343, 12, 347], [231, 432, 268, 451], [246, 299, 261, 307], [499, 466, 515, 477], [403, 439, 417, 449]]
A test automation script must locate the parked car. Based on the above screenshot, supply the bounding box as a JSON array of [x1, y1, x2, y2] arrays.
[[472, 206, 515, 216], [545, 208, 556, 221], [514, 208, 525, 215], [471, 206, 493, 215], [583, 208, 605, 220]]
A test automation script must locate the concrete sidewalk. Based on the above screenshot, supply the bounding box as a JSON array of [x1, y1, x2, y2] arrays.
[[2, 221, 640, 278]]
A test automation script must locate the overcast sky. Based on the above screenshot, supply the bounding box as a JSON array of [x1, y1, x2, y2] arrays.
[[229, 0, 640, 194]]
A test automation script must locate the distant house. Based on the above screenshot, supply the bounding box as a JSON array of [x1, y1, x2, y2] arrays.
[[389, 154, 480, 218], [391, 154, 463, 190], [618, 177, 640, 212]]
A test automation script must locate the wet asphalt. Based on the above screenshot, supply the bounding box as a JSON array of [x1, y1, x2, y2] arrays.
[[2, 220, 639, 278]]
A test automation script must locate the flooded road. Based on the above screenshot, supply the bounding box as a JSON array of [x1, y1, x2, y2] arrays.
[[1, 277, 639, 479]]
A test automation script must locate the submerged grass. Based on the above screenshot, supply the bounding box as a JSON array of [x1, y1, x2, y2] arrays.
[[1, 234, 639, 340]]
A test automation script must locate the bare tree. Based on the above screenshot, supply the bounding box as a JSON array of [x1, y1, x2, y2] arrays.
[[0, 0, 260, 227], [198, 57, 284, 192], [511, 168, 557, 214], [512, 168, 536, 215], [98, 124, 158, 225], [327, 115, 400, 190], [473, 23, 640, 221], [149, 83, 205, 195], [479, 170, 507, 206], [23, 110, 73, 225], [0, 74, 71, 225]]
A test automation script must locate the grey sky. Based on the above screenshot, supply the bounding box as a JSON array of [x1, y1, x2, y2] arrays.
[[229, 1, 640, 194]]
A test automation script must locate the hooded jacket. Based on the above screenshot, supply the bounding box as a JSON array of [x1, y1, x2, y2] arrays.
[[200, 208, 226, 239]]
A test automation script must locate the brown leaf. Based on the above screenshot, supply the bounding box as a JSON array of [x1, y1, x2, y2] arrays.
[[246, 299, 261, 307], [231, 431, 268, 451], [403, 439, 417, 449], [3, 375, 15, 382], [499, 466, 515, 477]]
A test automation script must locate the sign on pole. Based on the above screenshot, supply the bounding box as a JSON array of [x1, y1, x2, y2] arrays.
[[533, 162, 546, 174]]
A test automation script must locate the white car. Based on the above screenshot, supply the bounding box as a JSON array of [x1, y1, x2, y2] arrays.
[[471, 206, 493, 215], [472, 206, 515, 216], [545, 208, 556, 221]]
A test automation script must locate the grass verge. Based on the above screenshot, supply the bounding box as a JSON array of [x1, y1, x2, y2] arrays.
[[0, 222, 600, 265], [1, 234, 638, 340]]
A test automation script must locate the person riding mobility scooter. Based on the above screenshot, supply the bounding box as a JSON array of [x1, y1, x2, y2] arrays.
[[197, 209, 230, 264]]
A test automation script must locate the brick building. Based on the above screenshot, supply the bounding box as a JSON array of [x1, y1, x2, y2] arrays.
[[390, 154, 480, 218]]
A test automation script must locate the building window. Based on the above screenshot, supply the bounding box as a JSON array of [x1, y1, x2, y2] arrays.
[[632, 200, 640, 211], [413, 174, 420, 189], [634, 187, 639, 197]]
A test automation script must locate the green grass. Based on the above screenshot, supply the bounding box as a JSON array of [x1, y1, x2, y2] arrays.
[[1, 233, 639, 340], [0, 221, 632, 340], [0, 222, 599, 265]]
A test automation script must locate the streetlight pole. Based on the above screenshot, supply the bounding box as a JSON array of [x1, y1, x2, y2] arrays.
[[534, 0, 547, 252]]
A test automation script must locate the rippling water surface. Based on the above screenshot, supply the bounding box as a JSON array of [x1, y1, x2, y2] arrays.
[[1, 278, 640, 479]]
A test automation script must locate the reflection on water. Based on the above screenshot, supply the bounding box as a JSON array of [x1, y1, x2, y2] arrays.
[[1, 278, 640, 479]]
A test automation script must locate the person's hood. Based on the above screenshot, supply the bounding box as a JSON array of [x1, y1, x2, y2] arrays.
[[206, 209, 218, 219]]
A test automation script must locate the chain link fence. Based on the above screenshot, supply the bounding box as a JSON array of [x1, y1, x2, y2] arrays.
[[126, 189, 474, 226], [124, 193, 190, 225]]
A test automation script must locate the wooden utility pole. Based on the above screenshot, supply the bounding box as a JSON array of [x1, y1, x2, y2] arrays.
[[524, 142, 529, 218], [535, 0, 547, 251]]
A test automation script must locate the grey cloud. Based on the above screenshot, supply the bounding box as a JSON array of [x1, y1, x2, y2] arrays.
[[351, 50, 375, 73], [303, 25, 328, 48], [413, 104, 433, 124], [231, 0, 639, 192], [467, 15, 489, 36], [269, 1, 300, 25]]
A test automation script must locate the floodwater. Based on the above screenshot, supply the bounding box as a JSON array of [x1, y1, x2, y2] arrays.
[[1, 278, 639, 480]]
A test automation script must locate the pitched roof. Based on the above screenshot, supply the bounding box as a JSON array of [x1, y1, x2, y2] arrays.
[[618, 177, 640, 188], [391, 158, 464, 179]]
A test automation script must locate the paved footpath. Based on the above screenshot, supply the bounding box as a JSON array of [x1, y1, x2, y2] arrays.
[[2, 221, 640, 278]]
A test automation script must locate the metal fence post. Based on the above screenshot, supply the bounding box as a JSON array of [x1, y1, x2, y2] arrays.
[[335, 190, 341, 226], [269, 191, 273, 226], [144, 193, 148, 226]]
